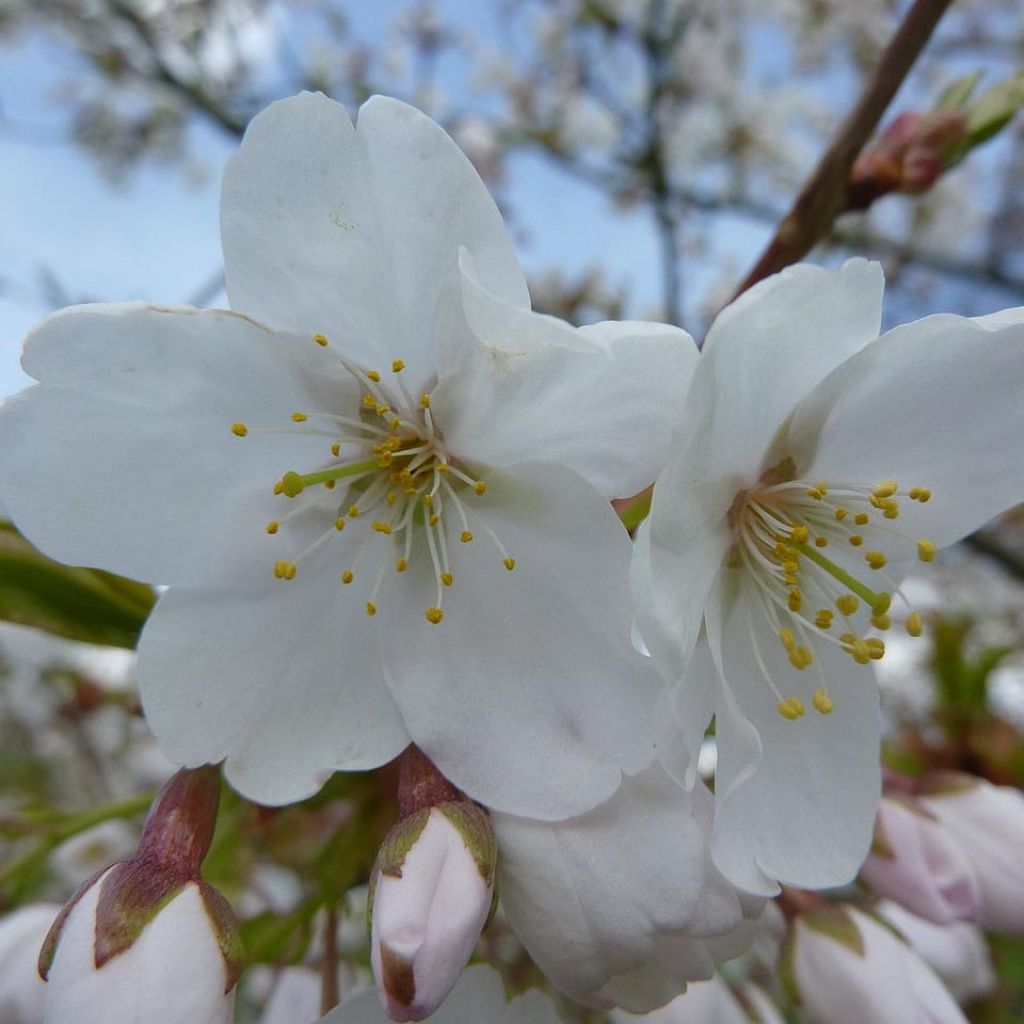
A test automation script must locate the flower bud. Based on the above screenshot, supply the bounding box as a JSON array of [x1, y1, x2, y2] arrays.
[[920, 773, 1024, 933], [369, 802, 496, 1022], [876, 900, 995, 1005], [784, 905, 967, 1024], [0, 903, 60, 1024], [859, 796, 979, 924], [39, 766, 242, 1023]]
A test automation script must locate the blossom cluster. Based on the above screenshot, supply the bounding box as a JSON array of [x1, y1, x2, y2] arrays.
[[0, 92, 1022, 1024]]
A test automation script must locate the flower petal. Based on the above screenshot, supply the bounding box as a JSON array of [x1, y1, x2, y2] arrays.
[[706, 572, 881, 894], [494, 767, 743, 1012], [789, 308, 1024, 547], [0, 303, 341, 587], [433, 254, 698, 498], [221, 94, 527, 392], [138, 569, 410, 805], [379, 461, 659, 819]]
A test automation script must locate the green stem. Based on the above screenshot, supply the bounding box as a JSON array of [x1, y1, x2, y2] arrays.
[[793, 541, 887, 613]]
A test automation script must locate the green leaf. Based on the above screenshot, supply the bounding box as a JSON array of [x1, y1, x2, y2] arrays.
[[0, 522, 154, 648], [966, 73, 1024, 148], [935, 71, 982, 110]]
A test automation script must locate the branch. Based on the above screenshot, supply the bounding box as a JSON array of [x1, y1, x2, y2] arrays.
[[730, 0, 954, 299]]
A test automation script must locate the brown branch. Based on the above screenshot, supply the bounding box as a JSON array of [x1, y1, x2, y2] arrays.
[[730, 0, 955, 300]]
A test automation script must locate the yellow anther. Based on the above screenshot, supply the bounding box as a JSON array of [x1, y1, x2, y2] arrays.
[[341, 570, 354, 584], [788, 589, 803, 613], [428, 514, 440, 526], [372, 521, 393, 535], [815, 481, 828, 494], [849, 534, 864, 547], [847, 638, 872, 665], [806, 487, 823, 500], [423, 494, 433, 507], [791, 526, 809, 543], [274, 560, 297, 580], [273, 480, 284, 495], [871, 613, 891, 631], [291, 412, 308, 423], [815, 609, 834, 630], [324, 480, 336, 490], [420, 394, 431, 409], [812, 688, 835, 715], [281, 471, 305, 498], [883, 503, 900, 520], [334, 518, 346, 531], [789, 646, 813, 670], [266, 520, 279, 535], [839, 632, 857, 645], [331, 442, 342, 457], [873, 480, 898, 498], [865, 550, 887, 570], [366, 370, 381, 383], [348, 505, 360, 518], [782, 559, 799, 575], [231, 422, 248, 437], [503, 557, 516, 571], [866, 638, 886, 660], [396, 558, 408, 572], [836, 594, 859, 616], [460, 531, 473, 543], [783, 574, 798, 587], [914, 488, 931, 503], [441, 572, 454, 587], [814, 536, 828, 548], [375, 404, 391, 416], [366, 602, 377, 617], [854, 512, 870, 526], [779, 628, 796, 652], [907, 611, 923, 637], [777, 697, 805, 721], [834, 507, 848, 521], [917, 539, 936, 563], [425, 606, 444, 624], [313, 333, 329, 347], [390, 418, 401, 431], [362, 394, 378, 408], [474, 480, 488, 496], [386, 491, 398, 506], [391, 359, 405, 373], [378, 452, 394, 468], [437, 462, 449, 474], [873, 592, 893, 615]]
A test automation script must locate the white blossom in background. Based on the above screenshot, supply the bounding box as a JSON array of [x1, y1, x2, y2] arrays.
[[50, 821, 139, 890], [787, 905, 967, 1024], [609, 975, 777, 1023], [919, 773, 1024, 933], [0, 92, 700, 819], [876, 901, 996, 1006], [635, 260, 1024, 894], [493, 765, 762, 1013], [319, 964, 563, 1024], [0, 903, 60, 1024]]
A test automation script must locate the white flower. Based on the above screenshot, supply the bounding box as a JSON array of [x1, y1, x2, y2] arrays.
[[609, 975, 782, 1024], [493, 765, 762, 1013], [635, 260, 1024, 893], [0, 904, 60, 1024], [42, 870, 235, 1024], [876, 901, 995, 1005], [318, 963, 562, 1024], [369, 805, 494, 1022], [860, 796, 979, 924], [0, 93, 698, 818], [788, 905, 967, 1024]]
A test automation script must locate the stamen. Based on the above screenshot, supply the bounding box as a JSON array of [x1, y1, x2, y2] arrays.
[[231, 422, 248, 437]]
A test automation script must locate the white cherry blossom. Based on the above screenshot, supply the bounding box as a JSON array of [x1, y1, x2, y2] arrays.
[[0, 93, 698, 818], [635, 260, 1024, 894]]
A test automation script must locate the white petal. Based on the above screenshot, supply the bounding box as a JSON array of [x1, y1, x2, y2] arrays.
[[138, 568, 410, 806], [789, 307, 1024, 547], [319, 965, 562, 1024], [222, 94, 526, 393], [707, 574, 881, 894], [433, 255, 698, 498], [494, 767, 744, 1012], [380, 461, 659, 819], [0, 303, 340, 587]]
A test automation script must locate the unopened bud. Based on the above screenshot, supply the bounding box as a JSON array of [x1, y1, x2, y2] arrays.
[[369, 802, 497, 1022], [39, 767, 242, 1023]]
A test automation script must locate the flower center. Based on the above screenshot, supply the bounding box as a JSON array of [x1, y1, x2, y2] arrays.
[[730, 460, 934, 721], [230, 334, 514, 624]]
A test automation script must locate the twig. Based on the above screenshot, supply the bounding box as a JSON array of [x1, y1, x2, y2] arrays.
[[730, 0, 955, 300], [320, 902, 340, 1014]]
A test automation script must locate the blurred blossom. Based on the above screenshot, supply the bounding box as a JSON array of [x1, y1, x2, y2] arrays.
[[876, 901, 996, 1005], [50, 820, 139, 889], [0, 904, 60, 1024], [608, 975, 756, 1023], [258, 966, 359, 1024], [859, 796, 980, 924]]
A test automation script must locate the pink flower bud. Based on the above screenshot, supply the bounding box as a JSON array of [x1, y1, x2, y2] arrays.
[[920, 774, 1024, 933], [370, 803, 496, 1022], [787, 905, 967, 1024], [860, 796, 980, 924], [0, 904, 60, 1024]]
